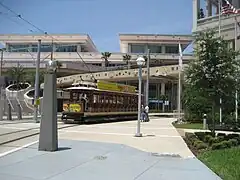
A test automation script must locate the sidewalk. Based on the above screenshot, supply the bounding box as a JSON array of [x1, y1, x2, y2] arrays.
[[58, 117, 194, 158], [0, 141, 221, 180], [0, 117, 222, 179]]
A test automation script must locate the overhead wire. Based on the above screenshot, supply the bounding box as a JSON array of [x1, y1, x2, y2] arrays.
[[0, 1, 100, 78], [0, 11, 35, 33]]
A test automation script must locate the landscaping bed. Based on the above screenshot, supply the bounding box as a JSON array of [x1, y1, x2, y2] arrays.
[[184, 131, 240, 179], [173, 122, 203, 129]]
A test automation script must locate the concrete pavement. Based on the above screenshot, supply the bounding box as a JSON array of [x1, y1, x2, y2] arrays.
[[58, 117, 194, 158], [0, 140, 221, 180], [0, 117, 222, 179]]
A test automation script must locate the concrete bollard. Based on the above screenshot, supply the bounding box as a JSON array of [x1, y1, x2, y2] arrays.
[[7, 103, 12, 120], [203, 114, 207, 130], [17, 104, 22, 120], [0, 100, 3, 121]]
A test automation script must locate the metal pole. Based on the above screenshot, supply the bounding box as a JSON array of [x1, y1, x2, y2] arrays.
[[218, 0, 221, 36], [0, 49, 3, 76], [178, 70, 181, 120], [7, 103, 12, 120], [135, 65, 142, 137], [34, 39, 41, 123], [235, 15, 238, 123], [203, 114, 207, 130], [146, 49, 150, 107], [219, 98, 222, 124], [218, 0, 222, 124]]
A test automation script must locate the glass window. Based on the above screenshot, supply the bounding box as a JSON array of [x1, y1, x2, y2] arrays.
[[56, 44, 77, 52], [165, 46, 178, 54], [8, 44, 30, 52], [148, 44, 162, 53], [227, 40, 235, 49], [41, 44, 52, 52], [130, 44, 146, 53], [32, 45, 38, 52]]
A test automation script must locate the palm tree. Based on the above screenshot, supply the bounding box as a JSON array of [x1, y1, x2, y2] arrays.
[[7, 62, 26, 90], [26, 71, 45, 86], [101, 52, 111, 68], [123, 54, 132, 69], [55, 60, 62, 70]]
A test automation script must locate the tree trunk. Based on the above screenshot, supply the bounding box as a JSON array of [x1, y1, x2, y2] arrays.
[[127, 61, 131, 69], [211, 101, 216, 136]]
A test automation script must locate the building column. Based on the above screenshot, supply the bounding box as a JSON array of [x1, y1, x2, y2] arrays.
[[77, 44, 81, 52], [156, 83, 160, 111], [121, 43, 129, 53], [5, 44, 9, 52], [170, 82, 174, 111], [192, 0, 200, 32], [162, 46, 166, 53], [161, 82, 165, 112], [206, 0, 212, 17], [28, 44, 32, 52]]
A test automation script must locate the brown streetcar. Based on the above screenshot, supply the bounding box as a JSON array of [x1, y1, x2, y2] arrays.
[[61, 81, 140, 123]]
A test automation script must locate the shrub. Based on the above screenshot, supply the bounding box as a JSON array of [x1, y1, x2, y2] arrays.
[[217, 136, 225, 142], [208, 137, 221, 145], [228, 139, 238, 146], [211, 142, 223, 150], [185, 132, 198, 145], [222, 140, 233, 148], [195, 132, 206, 141], [217, 133, 226, 138], [204, 135, 212, 143], [195, 131, 215, 141], [227, 134, 240, 140], [196, 142, 208, 150], [193, 140, 203, 147], [211, 140, 233, 150]]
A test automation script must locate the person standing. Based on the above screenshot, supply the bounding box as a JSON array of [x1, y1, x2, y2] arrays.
[[141, 104, 145, 122], [144, 105, 149, 122]]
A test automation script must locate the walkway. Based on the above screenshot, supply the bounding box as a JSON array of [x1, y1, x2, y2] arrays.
[[0, 117, 222, 179], [59, 117, 193, 158]]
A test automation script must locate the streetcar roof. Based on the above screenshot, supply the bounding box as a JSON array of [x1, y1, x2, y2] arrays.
[[64, 86, 139, 95]]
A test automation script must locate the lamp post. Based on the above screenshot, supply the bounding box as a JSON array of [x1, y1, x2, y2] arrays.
[[135, 56, 145, 137], [39, 59, 58, 152], [0, 48, 5, 76]]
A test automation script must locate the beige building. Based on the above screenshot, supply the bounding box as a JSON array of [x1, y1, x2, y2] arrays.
[[56, 34, 193, 111], [0, 33, 194, 112], [193, 0, 240, 49]]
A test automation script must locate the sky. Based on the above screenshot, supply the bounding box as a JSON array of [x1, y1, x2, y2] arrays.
[[0, 0, 194, 52]]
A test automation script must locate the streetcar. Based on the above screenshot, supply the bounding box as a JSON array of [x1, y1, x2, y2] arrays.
[[61, 80, 140, 123]]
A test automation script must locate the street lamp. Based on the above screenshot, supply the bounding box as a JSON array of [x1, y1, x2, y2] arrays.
[[46, 60, 58, 73], [0, 48, 5, 76], [135, 56, 145, 137]]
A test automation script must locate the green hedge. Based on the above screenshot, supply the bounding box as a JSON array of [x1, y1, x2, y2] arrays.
[[212, 140, 233, 150]]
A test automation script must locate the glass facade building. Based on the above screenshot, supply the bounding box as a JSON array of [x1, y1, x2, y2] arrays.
[[7, 43, 79, 52], [129, 43, 179, 54]]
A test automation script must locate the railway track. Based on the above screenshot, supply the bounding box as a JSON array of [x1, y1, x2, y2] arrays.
[[0, 124, 79, 146]]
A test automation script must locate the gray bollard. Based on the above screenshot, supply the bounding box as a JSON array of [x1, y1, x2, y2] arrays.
[[17, 104, 22, 120], [0, 100, 3, 121], [203, 114, 207, 130], [7, 103, 12, 120]]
